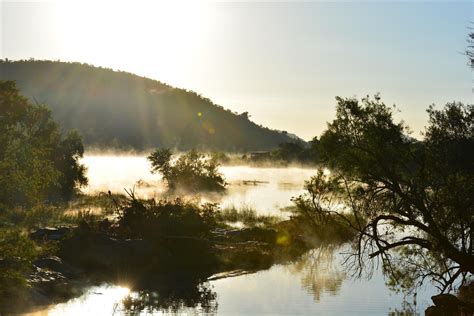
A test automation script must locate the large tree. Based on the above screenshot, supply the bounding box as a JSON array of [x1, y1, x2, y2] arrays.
[[0, 80, 87, 207], [311, 95, 473, 292]]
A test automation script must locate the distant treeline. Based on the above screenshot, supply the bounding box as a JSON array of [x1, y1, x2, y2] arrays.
[[0, 60, 302, 151]]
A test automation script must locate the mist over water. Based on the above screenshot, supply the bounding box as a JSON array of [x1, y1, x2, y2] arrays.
[[31, 154, 438, 315], [81, 155, 316, 216]]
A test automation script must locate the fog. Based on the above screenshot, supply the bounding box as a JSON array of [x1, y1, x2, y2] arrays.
[[81, 154, 317, 216]]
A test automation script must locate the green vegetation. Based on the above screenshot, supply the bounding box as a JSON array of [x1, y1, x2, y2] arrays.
[[0, 80, 87, 207], [148, 149, 227, 192], [0, 60, 299, 151], [0, 80, 88, 309], [290, 169, 357, 243], [0, 230, 42, 301], [115, 195, 217, 239], [269, 139, 319, 165], [217, 205, 281, 228], [309, 95, 473, 293]]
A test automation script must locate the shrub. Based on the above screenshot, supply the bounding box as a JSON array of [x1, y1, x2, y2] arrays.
[[0, 229, 40, 305], [116, 195, 219, 240], [147, 149, 226, 192]]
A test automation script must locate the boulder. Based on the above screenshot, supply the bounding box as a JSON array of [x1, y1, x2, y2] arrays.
[[33, 256, 81, 278], [30, 227, 70, 241], [427, 293, 474, 316], [28, 266, 73, 300]]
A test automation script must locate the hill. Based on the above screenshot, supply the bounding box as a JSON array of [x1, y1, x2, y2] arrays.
[[0, 60, 301, 151]]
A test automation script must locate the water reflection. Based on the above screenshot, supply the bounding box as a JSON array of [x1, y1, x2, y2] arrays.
[[46, 286, 130, 316], [120, 282, 217, 314], [289, 246, 346, 302], [42, 243, 434, 315], [46, 276, 219, 315], [50, 156, 437, 314]]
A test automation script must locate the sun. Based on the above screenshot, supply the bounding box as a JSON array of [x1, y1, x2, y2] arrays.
[[54, 0, 210, 82]]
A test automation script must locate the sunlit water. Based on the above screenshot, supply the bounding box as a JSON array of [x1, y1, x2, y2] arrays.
[[33, 245, 436, 315], [81, 155, 316, 216], [34, 155, 437, 315]]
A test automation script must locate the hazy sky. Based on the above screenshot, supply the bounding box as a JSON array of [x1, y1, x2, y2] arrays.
[[1, 0, 472, 140]]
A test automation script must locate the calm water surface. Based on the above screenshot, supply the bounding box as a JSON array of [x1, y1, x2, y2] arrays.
[[35, 246, 436, 315], [37, 155, 437, 315]]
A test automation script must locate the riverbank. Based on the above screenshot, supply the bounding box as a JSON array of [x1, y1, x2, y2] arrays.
[[0, 193, 351, 314]]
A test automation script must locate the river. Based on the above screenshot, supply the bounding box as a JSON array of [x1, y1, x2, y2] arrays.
[[32, 155, 437, 315]]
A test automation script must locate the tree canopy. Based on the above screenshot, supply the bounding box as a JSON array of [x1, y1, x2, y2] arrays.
[[308, 95, 473, 293], [0, 80, 87, 208], [148, 149, 227, 192]]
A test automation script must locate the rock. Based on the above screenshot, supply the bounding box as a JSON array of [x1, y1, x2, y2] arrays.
[[459, 281, 474, 305], [33, 256, 80, 278], [28, 265, 66, 284], [28, 266, 74, 301], [30, 227, 70, 241], [428, 293, 474, 316], [432, 294, 461, 308], [425, 305, 448, 316]]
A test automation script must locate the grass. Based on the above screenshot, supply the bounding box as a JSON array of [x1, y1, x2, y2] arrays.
[[0, 206, 77, 230], [0, 193, 123, 231], [216, 205, 282, 228], [65, 192, 127, 215]]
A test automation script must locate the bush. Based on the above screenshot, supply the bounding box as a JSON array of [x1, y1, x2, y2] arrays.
[[116, 195, 219, 240], [147, 149, 226, 192], [0, 229, 41, 305]]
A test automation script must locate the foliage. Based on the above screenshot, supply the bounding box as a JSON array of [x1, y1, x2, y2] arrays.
[[210, 151, 231, 164], [116, 194, 218, 240], [0, 229, 41, 303], [270, 139, 319, 164], [467, 30, 474, 69], [148, 149, 227, 192], [314, 95, 473, 293], [290, 170, 357, 243], [0, 80, 87, 207], [52, 130, 88, 200], [0, 60, 296, 151], [0, 206, 76, 231]]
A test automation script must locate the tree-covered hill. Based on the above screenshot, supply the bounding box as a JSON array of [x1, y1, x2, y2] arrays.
[[0, 60, 300, 151]]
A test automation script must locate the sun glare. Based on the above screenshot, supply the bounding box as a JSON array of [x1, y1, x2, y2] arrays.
[[55, 1, 209, 82], [47, 285, 130, 315]]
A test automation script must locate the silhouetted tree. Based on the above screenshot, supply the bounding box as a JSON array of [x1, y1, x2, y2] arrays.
[[311, 95, 473, 293]]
